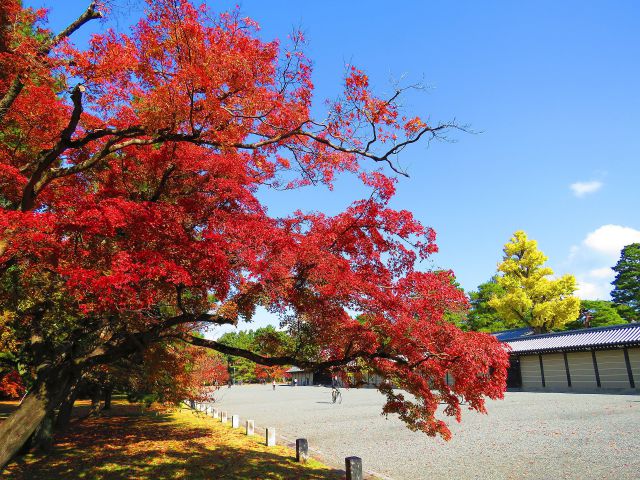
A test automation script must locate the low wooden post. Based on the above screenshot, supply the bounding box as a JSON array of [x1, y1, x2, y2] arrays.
[[266, 427, 276, 446], [345, 456, 363, 480], [231, 414, 240, 428], [296, 438, 309, 463], [246, 420, 254, 436]]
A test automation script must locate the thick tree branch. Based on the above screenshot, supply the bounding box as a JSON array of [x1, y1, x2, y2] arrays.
[[183, 335, 296, 366], [0, 78, 24, 126], [20, 85, 86, 211], [78, 312, 235, 368], [0, 2, 102, 124], [150, 164, 176, 202], [179, 334, 407, 371], [18, 110, 459, 211], [159, 312, 237, 330]]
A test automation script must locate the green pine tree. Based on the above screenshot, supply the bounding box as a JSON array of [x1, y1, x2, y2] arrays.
[[611, 243, 640, 321]]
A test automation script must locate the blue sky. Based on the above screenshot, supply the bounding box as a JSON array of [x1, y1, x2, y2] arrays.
[[27, 1, 640, 333]]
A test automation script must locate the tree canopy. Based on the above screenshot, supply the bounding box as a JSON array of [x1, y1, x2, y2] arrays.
[[564, 300, 627, 330], [611, 243, 640, 321], [466, 277, 508, 332], [0, 0, 509, 464], [489, 231, 580, 333]]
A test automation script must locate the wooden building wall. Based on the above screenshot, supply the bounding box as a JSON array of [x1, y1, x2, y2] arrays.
[[516, 347, 638, 392]]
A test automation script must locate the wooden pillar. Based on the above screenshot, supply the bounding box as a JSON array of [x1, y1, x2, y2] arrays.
[[563, 352, 572, 388], [591, 349, 601, 388], [623, 347, 635, 389], [538, 354, 546, 387]]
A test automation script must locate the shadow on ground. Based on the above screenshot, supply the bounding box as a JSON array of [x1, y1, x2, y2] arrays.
[[1, 402, 342, 480]]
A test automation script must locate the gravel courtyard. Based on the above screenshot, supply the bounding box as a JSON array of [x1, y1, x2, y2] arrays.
[[206, 385, 639, 480]]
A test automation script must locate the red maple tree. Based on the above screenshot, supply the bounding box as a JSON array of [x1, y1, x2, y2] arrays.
[[0, 371, 25, 400], [254, 364, 289, 383], [135, 343, 229, 404], [0, 0, 509, 465]]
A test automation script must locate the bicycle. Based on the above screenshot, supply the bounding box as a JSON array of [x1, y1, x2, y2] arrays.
[[331, 387, 342, 404]]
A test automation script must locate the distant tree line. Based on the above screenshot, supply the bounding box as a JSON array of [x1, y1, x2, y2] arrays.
[[217, 326, 293, 384]]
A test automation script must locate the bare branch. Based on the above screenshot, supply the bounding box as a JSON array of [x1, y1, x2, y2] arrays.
[[48, 2, 103, 52], [0, 2, 102, 124]]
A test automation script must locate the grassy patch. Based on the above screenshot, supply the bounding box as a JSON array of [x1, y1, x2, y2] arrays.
[[1, 401, 343, 480]]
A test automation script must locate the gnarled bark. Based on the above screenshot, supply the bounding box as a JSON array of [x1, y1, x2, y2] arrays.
[[29, 413, 55, 453], [0, 365, 76, 468], [55, 382, 80, 429]]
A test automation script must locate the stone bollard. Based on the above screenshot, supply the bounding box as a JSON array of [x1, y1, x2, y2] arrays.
[[246, 420, 254, 436], [266, 427, 276, 446], [221, 411, 228, 423], [345, 456, 363, 480], [296, 438, 309, 463], [211, 408, 218, 418], [231, 415, 240, 428]]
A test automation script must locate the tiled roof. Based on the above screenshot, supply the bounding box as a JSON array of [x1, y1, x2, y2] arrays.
[[506, 323, 640, 354], [493, 327, 533, 341], [286, 366, 305, 373]]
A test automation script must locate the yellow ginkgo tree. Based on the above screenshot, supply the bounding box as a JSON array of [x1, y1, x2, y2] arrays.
[[489, 231, 580, 333]]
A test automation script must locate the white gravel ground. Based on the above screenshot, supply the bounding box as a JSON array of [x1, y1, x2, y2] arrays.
[[204, 385, 639, 480]]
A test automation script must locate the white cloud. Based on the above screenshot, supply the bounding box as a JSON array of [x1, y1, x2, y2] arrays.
[[565, 224, 640, 300], [575, 279, 611, 300], [570, 180, 602, 197], [583, 224, 640, 258], [587, 267, 614, 280]]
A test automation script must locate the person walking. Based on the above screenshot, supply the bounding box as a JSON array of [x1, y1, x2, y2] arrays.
[[272, 380, 276, 391]]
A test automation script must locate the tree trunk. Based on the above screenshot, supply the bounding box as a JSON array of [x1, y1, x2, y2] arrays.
[[89, 388, 102, 416], [55, 383, 79, 430], [29, 413, 55, 453], [102, 387, 112, 411], [0, 365, 76, 469], [88, 385, 102, 417]]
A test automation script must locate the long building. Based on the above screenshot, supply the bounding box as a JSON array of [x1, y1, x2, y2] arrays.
[[498, 323, 640, 392], [287, 323, 640, 393]]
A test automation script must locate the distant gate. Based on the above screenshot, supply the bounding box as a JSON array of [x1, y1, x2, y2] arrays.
[[506, 356, 522, 388]]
